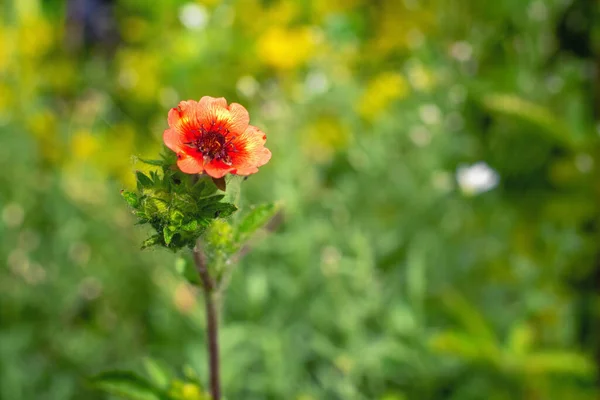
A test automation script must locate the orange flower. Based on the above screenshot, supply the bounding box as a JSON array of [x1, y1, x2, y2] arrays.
[[163, 96, 271, 178]]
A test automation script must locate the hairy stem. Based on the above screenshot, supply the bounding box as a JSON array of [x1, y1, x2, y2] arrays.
[[193, 244, 220, 400]]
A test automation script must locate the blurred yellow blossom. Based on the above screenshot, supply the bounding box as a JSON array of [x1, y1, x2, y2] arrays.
[[369, 0, 435, 56], [121, 17, 150, 43], [237, 0, 299, 35], [313, 0, 363, 20], [304, 116, 350, 162], [169, 380, 208, 400], [28, 111, 60, 164], [0, 27, 15, 73], [43, 59, 77, 93], [358, 72, 410, 120], [0, 84, 12, 112], [258, 27, 316, 70], [407, 61, 437, 92], [71, 131, 100, 161], [117, 50, 160, 100], [18, 18, 54, 58]]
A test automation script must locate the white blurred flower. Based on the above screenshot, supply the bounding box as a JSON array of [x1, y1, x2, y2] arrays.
[[450, 41, 473, 62], [419, 104, 442, 125], [575, 153, 593, 173], [409, 126, 431, 147], [456, 161, 499, 195], [305, 71, 330, 95], [236, 75, 259, 98], [2, 203, 24, 228], [528, 0, 548, 21], [179, 3, 209, 31]]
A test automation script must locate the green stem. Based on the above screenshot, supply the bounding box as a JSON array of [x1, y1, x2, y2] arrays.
[[193, 244, 221, 400]]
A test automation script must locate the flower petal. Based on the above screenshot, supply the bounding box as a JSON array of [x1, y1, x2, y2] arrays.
[[163, 127, 183, 153], [168, 107, 182, 128], [204, 160, 235, 178], [230, 125, 271, 175], [234, 147, 272, 175], [194, 97, 250, 136], [227, 103, 250, 134], [177, 154, 204, 174], [199, 96, 227, 109]]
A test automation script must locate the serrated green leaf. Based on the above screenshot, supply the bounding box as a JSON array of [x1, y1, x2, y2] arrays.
[[169, 210, 185, 226], [163, 226, 176, 245], [136, 171, 153, 190], [202, 194, 225, 203], [191, 180, 206, 195], [236, 203, 278, 242], [141, 235, 161, 249], [172, 193, 197, 212], [160, 147, 177, 164], [201, 202, 237, 218], [180, 220, 199, 232], [197, 179, 218, 197], [145, 198, 169, 217], [142, 358, 170, 390], [121, 191, 140, 208], [149, 170, 160, 184], [138, 158, 164, 166], [89, 371, 162, 400]]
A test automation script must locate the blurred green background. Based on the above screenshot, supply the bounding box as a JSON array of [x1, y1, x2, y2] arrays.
[[2, 0, 600, 398]]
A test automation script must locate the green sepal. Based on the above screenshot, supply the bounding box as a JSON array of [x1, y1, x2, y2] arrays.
[[169, 210, 185, 226], [180, 220, 199, 232], [121, 190, 140, 208], [138, 158, 164, 167], [192, 178, 218, 198], [125, 163, 241, 251], [136, 171, 153, 190], [201, 201, 237, 218], [163, 226, 176, 245]]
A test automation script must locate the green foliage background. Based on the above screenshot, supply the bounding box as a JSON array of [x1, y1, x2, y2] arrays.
[[1, 0, 600, 398]]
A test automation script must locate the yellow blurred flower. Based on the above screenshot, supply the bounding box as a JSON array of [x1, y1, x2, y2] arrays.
[[100, 122, 137, 184], [18, 18, 54, 58], [0, 27, 15, 73], [0, 83, 12, 112], [43, 58, 77, 93], [369, 0, 435, 56], [28, 111, 61, 164], [313, 0, 363, 20], [121, 17, 150, 43], [71, 131, 100, 161], [357, 72, 410, 120], [181, 383, 203, 399], [258, 27, 316, 70], [168, 380, 208, 400], [406, 62, 437, 92], [236, 0, 299, 35], [303, 116, 350, 162], [117, 49, 160, 100]]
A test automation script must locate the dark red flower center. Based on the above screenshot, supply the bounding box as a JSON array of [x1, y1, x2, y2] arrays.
[[185, 123, 237, 164]]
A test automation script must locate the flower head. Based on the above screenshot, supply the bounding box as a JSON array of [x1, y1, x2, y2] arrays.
[[163, 96, 271, 178]]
